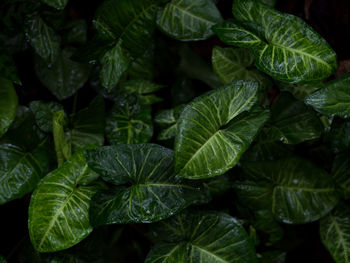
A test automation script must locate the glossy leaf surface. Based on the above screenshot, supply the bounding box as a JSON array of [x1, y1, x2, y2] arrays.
[[0, 77, 18, 138], [175, 81, 269, 179], [106, 93, 152, 145], [157, 0, 223, 40], [146, 210, 258, 263], [213, 0, 337, 83], [236, 157, 339, 224], [29, 151, 100, 252], [320, 203, 350, 263], [29, 101, 63, 133], [86, 144, 204, 225], [305, 73, 350, 118]]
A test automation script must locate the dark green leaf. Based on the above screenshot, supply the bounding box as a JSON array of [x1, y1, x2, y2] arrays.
[[129, 46, 155, 80], [157, 0, 223, 40], [106, 93, 153, 145], [29, 101, 63, 133], [35, 48, 90, 100], [29, 151, 101, 252], [236, 157, 339, 224], [332, 152, 350, 199], [146, 210, 258, 263], [266, 92, 323, 144], [86, 144, 204, 225], [276, 81, 320, 100], [305, 73, 350, 118], [25, 16, 60, 63], [41, 0, 69, 10], [252, 209, 283, 244], [320, 203, 350, 263], [0, 256, 6, 263], [0, 77, 18, 138], [213, 0, 337, 83], [328, 118, 350, 153], [0, 54, 21, 84], [61, 19, 87, 45], [175, 81, 269, 179], [121, 79, 164, 105], [259, 250, 286, 263]]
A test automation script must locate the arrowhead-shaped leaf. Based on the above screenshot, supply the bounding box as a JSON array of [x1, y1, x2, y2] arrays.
[[157, 0, 223, 41], [0, 77, 18, 138], [85, 144, 205, 225], [146, 210, 258, 263], [28, 151, 101, 252], [175, 81, 269, 179]]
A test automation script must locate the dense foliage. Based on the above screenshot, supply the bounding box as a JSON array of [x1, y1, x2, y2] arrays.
[[0, 0, 350, 262]]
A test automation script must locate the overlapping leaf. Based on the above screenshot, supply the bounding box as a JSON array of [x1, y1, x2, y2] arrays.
[[305, 73, 350, 118], [85, 144, 205, 225], [28, 151, 101, 252], [332, 152, 350, 199], [146, 210, 258, 263], [157, 0, 223, 40], [175, 81, 269, 179], [235, 157, 339, 224], [0, 77, 18, 138], [121, 79, 164, 105], [29, 101, 63, 133], [213, 0, 337, 83]]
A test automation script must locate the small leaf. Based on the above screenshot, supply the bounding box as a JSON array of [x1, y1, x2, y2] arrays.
[[86, 144, 204, 225], [121, 79, 164, 105], [320, 203, 350, 263], [146, 210, 258, 263], [29, 101, 63, 133], [175, 81, 269, 179], [24, 16, 60, 63], [35, 48, 90, 100], [157, 0, 223, 40], [236, 157, 339, 224], [29, 151, 101, 252], [41, 0, 69, 10], [53, 110, 71, 166], [99, 41, 131, 92], [0, 77, 18, 138], [106, 93, 153, 145], [305, 73, 350, 118]]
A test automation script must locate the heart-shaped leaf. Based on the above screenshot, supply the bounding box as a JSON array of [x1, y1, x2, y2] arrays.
[[0, 77, 18, 138], [85, 144, 205, 225], [28, 151, 101, 252], [157, 0, 223, 41], [175, 81, 269, 179], [213, 0, 337, 83], [146, 210, 258, 263], [235, 157, 339, 224]]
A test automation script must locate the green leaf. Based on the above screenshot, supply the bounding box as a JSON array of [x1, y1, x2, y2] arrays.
[[29, 101, 63, 133], [99, 41, 131, 92], [320, 203, 350, 263], [332, 152, 350, 199], [86, 144, 204, 225], [259, 250, 286, 263], [266, 92, 323, 144], [24, 16, 60, 63], [35, 48, 90, 100], [236, 157, 339, 224], [0, 54, 21, 85], [61, 19, 87, 45], [146, 210, 258, 263], [276, 81, 320, 100], [0, 77, 18, 138], [305, 73, 350, 118], [213, 0, 337, 83], [41, 0, 69, 10], [0, 138, 52, 204], [29, 151, 101, 252], [329, 118, 350, 153], [53, 110, 71, 167], [0, 256, 6, 263], [212, 46, 271, 88], [252, 209, 284, 244], [175, 81, 269, 179], [129, 45, 155, 80], [121, 79, 164, 105], [94, 0, 162, 57], [157, 0, 222, 41], [106, 93, 153, 145]]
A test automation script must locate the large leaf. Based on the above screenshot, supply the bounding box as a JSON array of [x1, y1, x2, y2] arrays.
[[266, 92, 323, 144], [212, 46, 271, 88], [320, 203, 350, 263], [24, 16, 60, 63], [146, 210, 258, 263], [0, 77, 18, 138], [175, 81, 269, 179], [42, 0, 69, 10], [212, 0, 337, 83], [106, 93, 152, 145], [332, 152, 350, 199], [35, 48, 90, 100], [305, 73, 350, 118], [235, 157, 339, 224], [99, 41, 131, 92], [28, 151, 101, 252], [29, 101, 63, 133], [157, 0, 222, 41], [85, 144, 204, 225], [94, 0, 162, 57]]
